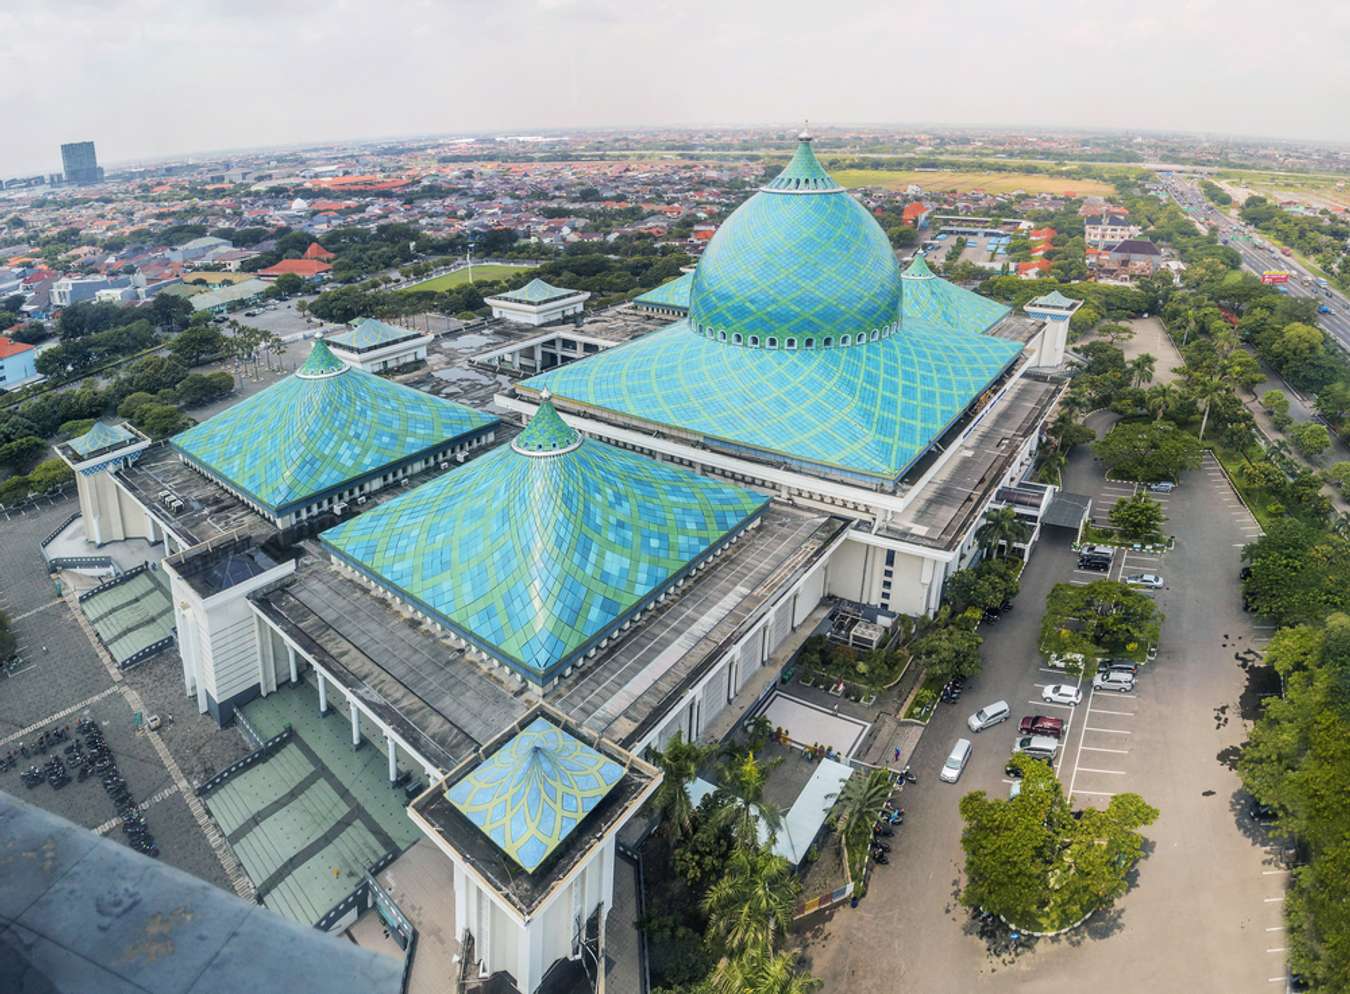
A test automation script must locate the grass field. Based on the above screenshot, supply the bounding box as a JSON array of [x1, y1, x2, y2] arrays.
[[397, 263, 534, 293], [830, 168, 1116, 198], [1216, 169, 1350, 211]]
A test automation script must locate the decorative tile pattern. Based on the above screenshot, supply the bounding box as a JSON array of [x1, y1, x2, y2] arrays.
[[493, 278, 578, 304], [172, 356, 496, 517], [633, 271, 694, 312], [688, 184, 903, 344], [526, 315, 1022, 482], [447, 716, 623, 872], [69, 421, 135, 457], [326, 318, 419, 350], [762, 138, 843, 191], [320, 406, 768, 681], [511, 397, 581, 454], [900, 254, 1010, 333]]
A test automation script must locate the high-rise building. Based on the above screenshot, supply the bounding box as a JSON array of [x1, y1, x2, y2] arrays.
[[60, 140, 103, 184]]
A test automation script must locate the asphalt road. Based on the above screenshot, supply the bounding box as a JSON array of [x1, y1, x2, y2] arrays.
[[1159, 175, 1350, 354], [806, 415, 1287, 994]]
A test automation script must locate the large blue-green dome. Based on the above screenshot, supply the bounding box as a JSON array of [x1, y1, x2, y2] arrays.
[[688, 133, 902, 350]]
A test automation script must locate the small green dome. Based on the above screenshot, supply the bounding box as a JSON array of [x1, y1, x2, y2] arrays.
[[688, 135, 902, 350]]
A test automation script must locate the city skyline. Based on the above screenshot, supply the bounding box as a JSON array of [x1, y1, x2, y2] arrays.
[[3, 0, 1349, 176]]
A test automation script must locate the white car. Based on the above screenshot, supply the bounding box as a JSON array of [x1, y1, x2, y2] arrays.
[[1041, 684, 1083, 706], [1126, 573, 1164, 589]]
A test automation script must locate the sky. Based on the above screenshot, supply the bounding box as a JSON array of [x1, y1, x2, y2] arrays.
[[3, 0, 1348, 176]]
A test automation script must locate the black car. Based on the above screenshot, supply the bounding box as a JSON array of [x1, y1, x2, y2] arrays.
[[1078, 557, 1110, 572]]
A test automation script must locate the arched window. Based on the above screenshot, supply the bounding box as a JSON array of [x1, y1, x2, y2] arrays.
[[823, 337, 833, 347], [749, 335, 760, 347], [767, 337, 778, 349], [804, 338, 814, 349], [733, 333, 743, 345], [841, 335, 851, 346], [718, 330, 727, 342], [871, 330, 880, 341], [786, 338, 797, 350]]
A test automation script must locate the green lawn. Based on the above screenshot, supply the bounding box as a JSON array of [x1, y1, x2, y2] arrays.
[[396, 264, 535, 293]]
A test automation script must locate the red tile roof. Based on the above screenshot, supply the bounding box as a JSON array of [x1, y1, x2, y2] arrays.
[[257, 259, 332, 278], [303, 243, 336, 260], [901, 202, 929, 223], [1017, 260, 1051, 275], [0, 336, 34, 359]]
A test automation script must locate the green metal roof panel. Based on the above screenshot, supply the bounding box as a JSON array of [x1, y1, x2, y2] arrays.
[[447, 716, 623, 872], [633, 271, 694, 311], [69, 420, 135, 457], [525, 314, 1022, 481], [495, 277, 577, 304], [319, 409, 768, 681], [326, 318, 419, 349], [171, 363, 497, 516], [688, 175, 902, 344]]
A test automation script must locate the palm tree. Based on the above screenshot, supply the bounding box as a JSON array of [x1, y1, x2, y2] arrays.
[[1190, 374, 1228, 441], [975, 506, 1033, 559], [1128, 353, 1156, 388], [648, 733, 714, 842], [709, 751, 782, 849], [1036, 449, 1067, 485], [703, 844, 800, 958], [831, 769, 892, 836], [711, 949, 821, 994], [1145, 383, 1177, 422]]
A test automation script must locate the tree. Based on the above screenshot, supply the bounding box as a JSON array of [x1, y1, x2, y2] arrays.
[[975, 506, 1032, 559], [1261, 389, 1290, 417], [169, 322, 225, 366], [1244, 461, 1286, 491], [959, 755, 1158, 932], [1109, 493, 1166, 542], [1040, 580, 1162, 661], [1291, 422, 1332, 459], [1226, 350, 1265, 394], [1268, 322, 1325, 371], [1188, 373, 1228, 441], [708, 752, 782, 851], [0, 436, 45, 470], [25, 458, 73, 493], [1127, 353, 1155, 388], [1097, 322, 1134, 347], [912, 622, 983, 683], [1327, 462, 1350, 495], [116, 391, 158, 419], [1144, 383, 1178, 422], [131, 403, 190, 439], [702, 845, 799, 958], [945, 558, 1021, 614], [174, 371, 234, 408], [709, 949, 821, 994], [271, 272, 306, 298], [650, 733, 715, 842], [1094, 421, 1203, 483], [150, 292, 194, 332], [1242, 520, 1350, 626]]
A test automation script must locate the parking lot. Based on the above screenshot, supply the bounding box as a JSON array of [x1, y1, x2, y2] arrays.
[[807, 419, 1286, 993]]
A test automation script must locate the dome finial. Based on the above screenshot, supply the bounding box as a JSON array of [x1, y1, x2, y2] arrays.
[[798, 120, 813, 142]]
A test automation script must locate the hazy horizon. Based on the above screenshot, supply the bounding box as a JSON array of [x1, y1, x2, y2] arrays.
[[4, 0, 1348, 176]]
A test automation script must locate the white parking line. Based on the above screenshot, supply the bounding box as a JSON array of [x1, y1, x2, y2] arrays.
[[1076, 767, 1127, 775], [1264, 897, 1283, 903], [1267, 947, 1286, 953], [1085, 726, 1132, 734], [1088, 706, 1136, 717], [1080, 746, 1130, 754], [1262, 869, 1289, 876], [1072, 789, 1116, 797], [1265, 926, 1285, 932]]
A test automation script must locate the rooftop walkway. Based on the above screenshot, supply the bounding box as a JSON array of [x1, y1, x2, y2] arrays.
[[203, 681, 422, 926], [78, 567, 175, 666]]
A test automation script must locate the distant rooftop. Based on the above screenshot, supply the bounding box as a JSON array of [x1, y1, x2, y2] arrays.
[[67, 420, 138, 459], [326, 318, 425, 353], [487, 277, 584, 305]]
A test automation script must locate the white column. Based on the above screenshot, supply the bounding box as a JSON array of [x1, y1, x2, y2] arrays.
[[287, 644, 297, 684], [317, 671, 328, 714], [387, 734, 398, 782], [350, 699, 361, 748]]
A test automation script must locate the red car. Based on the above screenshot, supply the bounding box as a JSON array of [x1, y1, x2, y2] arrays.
[[1018, 715, 1065, 739]]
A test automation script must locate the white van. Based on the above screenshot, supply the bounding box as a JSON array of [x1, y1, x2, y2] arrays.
[[967, 700, 1011, 732], [940, 738, 972, 783]]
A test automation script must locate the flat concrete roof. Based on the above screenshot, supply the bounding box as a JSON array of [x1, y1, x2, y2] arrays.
[[117, 442, 265, 547], [884, 372, 1065, 550]]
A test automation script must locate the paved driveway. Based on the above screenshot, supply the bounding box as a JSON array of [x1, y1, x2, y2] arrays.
[[804, 425, 1285, 993]]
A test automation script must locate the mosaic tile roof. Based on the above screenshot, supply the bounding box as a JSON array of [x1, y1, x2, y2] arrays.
[[633, 271, 694, 311], [511, 396, 581, 454], [525, 315, 1022, 482], [320, 406, 768, 682], [69, 420, 135, 457], [1029, 290, 1080, 309], [687, 139, 902, 345], [171, 352, 497, 517], [900, 255, 1010, 333], [447, 716, 623, 872], [326, 318, 419, 350], [763, 136, 843, 192]]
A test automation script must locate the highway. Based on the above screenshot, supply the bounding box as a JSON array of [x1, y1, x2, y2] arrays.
[[1157, 173, 1350, 356]]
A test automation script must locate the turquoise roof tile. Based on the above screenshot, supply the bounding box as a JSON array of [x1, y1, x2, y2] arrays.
[[494, 278, 579, 304], [320, 406, 768, 682], [327, 318, 419, 350], [901, 253, 1011, 332], [633, 271, 694, 311], [525, 313, 1021, 483], [69, 421, 135, 457], [171, 350, 497, 517], [447, 716, 623, 872]]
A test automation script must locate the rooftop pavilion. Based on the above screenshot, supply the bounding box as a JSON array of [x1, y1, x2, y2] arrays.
[[485, 277, 591, 327], [323, 317, 432, 374], [171, 341, 498, 526]]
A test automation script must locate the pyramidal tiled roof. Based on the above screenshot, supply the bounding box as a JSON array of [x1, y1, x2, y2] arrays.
[[633, 271, 694, 311], [762, 136, 843, 192], [495, 278, 578, 304], [320, 404, 769, 682], [1029, 290, 1080, 309], [901, 253, 937, 280], [69, 420, 136, 458], [172, 349, 497, 517], [901, 264, 1010, 333], [447, 716, 623, 872], [327, 318, 418, 350]]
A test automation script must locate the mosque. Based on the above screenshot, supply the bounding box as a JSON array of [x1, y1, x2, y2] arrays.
[[56, 132, 1074, 993]]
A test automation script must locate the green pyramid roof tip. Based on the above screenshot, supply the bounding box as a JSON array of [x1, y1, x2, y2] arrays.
[[1028, 290, 1080, 309], [902, 253, 936, 280], [297, 339, 347, 378], [498, 277, 578, 304], [763, 134, 842, 193], [512, 395, 581, 455]]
